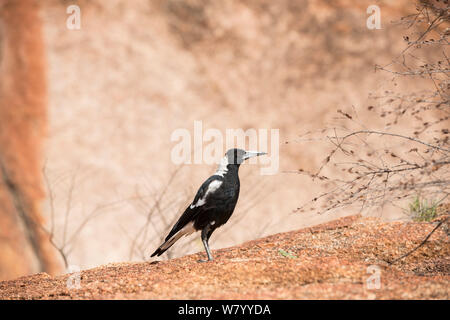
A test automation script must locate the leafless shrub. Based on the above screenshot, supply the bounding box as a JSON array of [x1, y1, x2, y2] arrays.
[[123, 166, 194, 260], [292, 1, 449, 217], [43, 166, 132, 269]]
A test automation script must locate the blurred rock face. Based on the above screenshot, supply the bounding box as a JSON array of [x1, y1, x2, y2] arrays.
[[0, 0, 61, 280], [39, 0, 420, 270]]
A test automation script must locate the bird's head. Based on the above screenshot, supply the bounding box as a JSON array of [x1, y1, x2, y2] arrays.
[[225, 148, 267, 165], [215, 148, 267, 176]]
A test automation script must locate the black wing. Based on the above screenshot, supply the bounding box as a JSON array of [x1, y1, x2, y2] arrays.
[[164, 175, 223, 241]]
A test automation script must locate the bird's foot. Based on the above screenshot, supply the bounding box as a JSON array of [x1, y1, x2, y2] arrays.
[[197, 258, 213, 263]]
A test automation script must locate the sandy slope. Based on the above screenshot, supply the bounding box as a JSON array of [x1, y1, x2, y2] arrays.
[[1, 215, 448, 299]]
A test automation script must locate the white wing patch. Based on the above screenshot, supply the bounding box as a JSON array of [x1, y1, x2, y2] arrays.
[[190, 180, 223, 208]]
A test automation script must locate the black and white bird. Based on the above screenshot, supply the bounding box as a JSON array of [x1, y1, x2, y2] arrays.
[[151, 148, 266, 262]]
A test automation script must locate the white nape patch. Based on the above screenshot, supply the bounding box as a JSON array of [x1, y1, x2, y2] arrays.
[[161, 222, 195, 250], [215, 155, 229, 177], [190, 179, 223, 208]]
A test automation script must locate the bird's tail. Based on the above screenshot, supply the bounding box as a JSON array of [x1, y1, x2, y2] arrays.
[[150, 233, 181, 257], [150, 223, 195, 257]]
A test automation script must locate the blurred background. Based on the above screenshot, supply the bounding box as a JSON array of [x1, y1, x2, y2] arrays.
[[0, 0, 444, 280]]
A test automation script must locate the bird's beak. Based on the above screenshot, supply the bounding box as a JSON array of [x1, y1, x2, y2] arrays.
[[243, 151, 267, 160]]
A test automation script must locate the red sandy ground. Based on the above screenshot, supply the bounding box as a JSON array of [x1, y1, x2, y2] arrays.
[[0, 215, 448, 299]]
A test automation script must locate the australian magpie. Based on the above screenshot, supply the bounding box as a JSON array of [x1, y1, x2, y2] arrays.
[[151, 148, 266, 262]]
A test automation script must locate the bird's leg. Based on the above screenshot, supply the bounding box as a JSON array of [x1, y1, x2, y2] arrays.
[[201, 238, 213, 262], [198, 226, 214, 262]]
